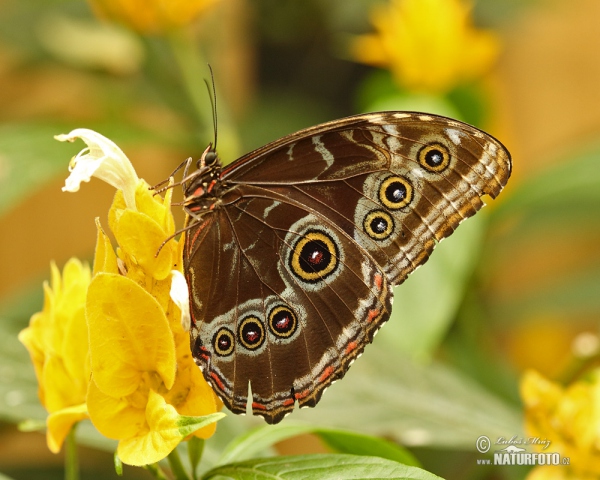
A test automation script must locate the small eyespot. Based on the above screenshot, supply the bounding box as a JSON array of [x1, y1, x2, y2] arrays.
[[290, 230, 339, 282], [268, 306, 297, 338], [363, 210, 394, 240], [378, 176, 413, 210], [418, 143, 451, 172], [213, 328, 235, 357], [238, 316, 265, 350]]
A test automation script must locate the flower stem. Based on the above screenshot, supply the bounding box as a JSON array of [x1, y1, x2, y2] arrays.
[[166, 29, 241, 162], [145, 463, 169, 480], [167, 446, 189, 480], [167, 30, 215, 138], [65, 425, 79, 480]]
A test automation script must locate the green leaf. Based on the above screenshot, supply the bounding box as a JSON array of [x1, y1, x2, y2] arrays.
[[177, 412, 227, 438], [492, 142, 600, 223], [219, 424, 419, 468], [382, 212, 487, 361], [290, 349, 522, 450], [316, 429, 420, 467], [0, 123, 80, 217], [188, 436, 205, 480], [17, 418, 45, 432], [203, 454, 442, 480], [218, 424, 316, 466], [114, 452, 123, 476], [0, 473, 18, 480]]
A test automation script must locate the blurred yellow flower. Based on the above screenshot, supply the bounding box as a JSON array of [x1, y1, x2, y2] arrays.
[[18, 259, 91, 453], [521, 369, 600, 479], [352, 0, 500, 94], [53, 129, 224, 466], [88, 0, 221, 35]]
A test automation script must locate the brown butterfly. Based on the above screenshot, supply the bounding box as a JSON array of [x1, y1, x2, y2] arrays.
[[177, 112, 511, 424]]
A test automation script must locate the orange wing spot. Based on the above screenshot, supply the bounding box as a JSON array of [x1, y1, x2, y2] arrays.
[[283, 398, 295, 406], [319, 366, 335, 383], [193, 186, 204, 197], [252, 402, 267, 411], [210, 372, 225, 391], [374, 273, 383, 290], [294, 389, 310, 400], [200, 354, 210, 361], [367, 308, 380, 323], [207, 179, 217, 193], [345, 341, 358, 354]]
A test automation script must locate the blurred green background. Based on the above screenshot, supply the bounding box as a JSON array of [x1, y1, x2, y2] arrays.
[[1, 0, 600, 479]]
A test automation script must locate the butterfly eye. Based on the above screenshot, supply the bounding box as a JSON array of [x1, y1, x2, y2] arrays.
[[268, 306, 297, 338], [290, 230, 339, 283], [363, 210, 395, 240], [238, 316, 265, 350], [418, 143, 451, 173], [378, 176, 413, 210], [213, 328, 235, 357], [204, 151, 218, 166]]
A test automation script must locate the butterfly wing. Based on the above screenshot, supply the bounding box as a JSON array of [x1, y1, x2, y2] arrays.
[[185, 112, 511, 423]]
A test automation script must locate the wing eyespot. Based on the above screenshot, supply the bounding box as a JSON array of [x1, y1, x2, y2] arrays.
[[268, 305, 297, 338], [289, 230, 339, 282], [378, 176, 413, 210], [417, 143, 451, 173], [363, 210, 395, 240], [213, 328, 235, 357], [238, 316, 266, 350]]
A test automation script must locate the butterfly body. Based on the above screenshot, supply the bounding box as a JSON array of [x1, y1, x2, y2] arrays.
[[182, 112, 511, 424]]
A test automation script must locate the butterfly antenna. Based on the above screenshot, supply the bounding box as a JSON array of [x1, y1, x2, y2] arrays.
[[204, 64, 218, 152]]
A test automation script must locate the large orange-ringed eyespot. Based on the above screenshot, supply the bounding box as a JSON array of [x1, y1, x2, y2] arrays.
[[418, 143, 451, 173], [364, 210, 395, 240], [238, 316, 265, 350], [289, 230, 339, 282], [378, 176, 413, 210], [268, 305, 297, 338], [213, 327, 234, 357]]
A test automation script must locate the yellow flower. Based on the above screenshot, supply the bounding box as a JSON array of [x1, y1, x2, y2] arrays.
[[87, 0, 221, 35], [55, 129, 224, 466], [18, 259, 91, 453], [352, 0, 500, 94], [521, 369, 600, 479]]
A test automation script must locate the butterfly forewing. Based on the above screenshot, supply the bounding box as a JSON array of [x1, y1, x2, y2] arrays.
[[184, 112, 511, 423]]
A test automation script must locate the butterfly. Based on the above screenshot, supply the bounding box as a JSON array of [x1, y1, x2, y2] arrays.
[[178, 111, 511, 424]]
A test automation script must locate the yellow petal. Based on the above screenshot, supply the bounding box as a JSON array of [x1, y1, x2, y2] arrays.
[[42, 355, 80, 412], [86, 273, 176, 396], [134, 180, 175, 236], [93, 218, 119, 274], [116, 390, 181, 465], [114, 209, 174, 281], [46, 403, 88, 453], [88, 0, 221, 35], [351, 0, 500, 94], [117, 390, 224, 466], [61, 304, 90, 396], [87, 378, 146, 439], [171, 362, 221, 439]]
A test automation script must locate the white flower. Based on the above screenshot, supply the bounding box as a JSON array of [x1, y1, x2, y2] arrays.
[[55, 128, 139, 210], [170, 269, 191, 331]]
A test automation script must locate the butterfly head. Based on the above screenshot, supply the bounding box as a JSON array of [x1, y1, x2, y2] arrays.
[[182, 144, 225, 217], [198, 143, 219, 169]]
